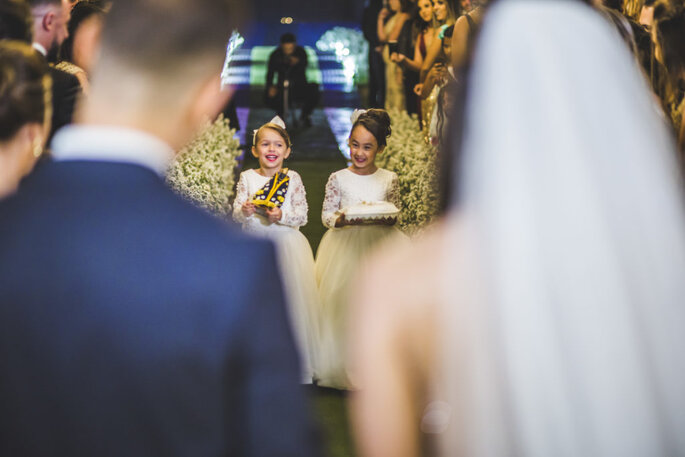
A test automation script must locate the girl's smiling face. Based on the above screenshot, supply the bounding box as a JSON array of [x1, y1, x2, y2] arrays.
[[252, 127, 291, 174], [348, 125, 382, 175]]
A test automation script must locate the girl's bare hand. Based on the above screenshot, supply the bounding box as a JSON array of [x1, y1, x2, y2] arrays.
[[266, 207, 283, 223], [242, 202, 256, 217]]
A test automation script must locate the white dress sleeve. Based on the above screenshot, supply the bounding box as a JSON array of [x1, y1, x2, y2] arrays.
[[232, 172, 250, 224], [279, 172, 308, 228], [322, 173, 342, 229], [388, 172, 401, 210]]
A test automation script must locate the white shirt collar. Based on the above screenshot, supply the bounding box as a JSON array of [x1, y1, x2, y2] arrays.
[[51, 125, 175, 176], [32, 42, 47, 56]]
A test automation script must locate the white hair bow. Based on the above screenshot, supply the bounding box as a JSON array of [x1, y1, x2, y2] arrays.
[[253, 116, 287, 145], [350, 109, 368, 124]]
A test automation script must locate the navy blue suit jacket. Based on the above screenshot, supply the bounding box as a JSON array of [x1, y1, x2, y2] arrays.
[[0, 160, 319, 457]]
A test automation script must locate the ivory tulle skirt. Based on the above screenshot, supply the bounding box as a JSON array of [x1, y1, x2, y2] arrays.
[[250, 225, 321, 384], [315, 224, 407, 389]]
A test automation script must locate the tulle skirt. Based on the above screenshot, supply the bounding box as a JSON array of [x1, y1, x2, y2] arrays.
[[252, 225, 322, 384], [315, 224, 407, 389]]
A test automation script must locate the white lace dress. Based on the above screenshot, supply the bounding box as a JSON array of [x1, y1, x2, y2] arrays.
[[233, 169, 321, 383], [315, 168, 407, 389]]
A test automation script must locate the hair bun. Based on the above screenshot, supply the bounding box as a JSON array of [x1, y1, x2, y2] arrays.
[[363, 109, 392, 139]]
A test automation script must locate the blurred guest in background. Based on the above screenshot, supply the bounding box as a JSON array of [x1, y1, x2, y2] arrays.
[[418, 24, 453, 141], [351, 1, 685, 456], [28, 0, 80, 142], [29, 0, 69, 62], [392, 0, 425, 117], [417, 0, 457, 138], [265, 33, 319, 127], [0, 41, 50, 199], [419, 0, 457, 85], [450, 0, 484, 68], [0, 0, 33, 42], [651, 8, 685, 153], [639, 0, 658, 29], [56, 0, 106, 94], [378, 0, 411, 111], [363, 0, 386, 108], [393, 0, 439, 123]]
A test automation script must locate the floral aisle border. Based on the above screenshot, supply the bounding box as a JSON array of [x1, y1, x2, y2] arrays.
[[167, 115, 241, 219], [377, 109, 440, 235]]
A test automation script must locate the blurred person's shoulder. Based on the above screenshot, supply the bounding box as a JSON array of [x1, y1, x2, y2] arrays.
[[0, 158, 272, 269]]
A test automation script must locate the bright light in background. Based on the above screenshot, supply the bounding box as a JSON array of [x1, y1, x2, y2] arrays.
[[221, 30, 245, 90], [341, 58, 355, 92], [280, 17, 294, 24], [324, 107, 354, 161], [316, 27, 368, 92]]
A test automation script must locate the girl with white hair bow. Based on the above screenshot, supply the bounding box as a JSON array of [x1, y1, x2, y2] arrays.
[[232, 116, 322, 384]]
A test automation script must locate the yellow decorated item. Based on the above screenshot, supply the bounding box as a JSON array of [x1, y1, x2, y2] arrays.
[[252, 168, 290, 215]]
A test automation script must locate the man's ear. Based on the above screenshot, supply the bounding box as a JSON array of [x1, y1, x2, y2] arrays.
[[42, 9, 56, 33], [186, 74, 234, 131]]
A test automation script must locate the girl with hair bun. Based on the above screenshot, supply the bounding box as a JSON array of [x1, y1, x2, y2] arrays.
[[0, 41, 51, 199], [315, 108, 406, 389]]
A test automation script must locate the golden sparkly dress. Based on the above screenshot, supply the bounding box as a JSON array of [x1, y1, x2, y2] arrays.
[[382, 14, 406, 111]]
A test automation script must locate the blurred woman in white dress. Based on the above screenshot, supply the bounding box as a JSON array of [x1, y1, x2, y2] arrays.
[[350, 1, 685, 456]]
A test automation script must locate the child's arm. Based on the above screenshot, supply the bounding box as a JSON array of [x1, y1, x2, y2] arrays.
[[278, 172, 308, 228], [232, 173, 253, 223], [321, 173, 342, 229]]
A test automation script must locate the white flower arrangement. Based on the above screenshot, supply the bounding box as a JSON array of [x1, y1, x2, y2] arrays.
[[376, 109, 440, 235], [316, 27, 369, 84], [167, 115, 241, 218]]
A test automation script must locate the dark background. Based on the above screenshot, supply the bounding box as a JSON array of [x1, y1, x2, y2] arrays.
[[242, 0, 367, 46]]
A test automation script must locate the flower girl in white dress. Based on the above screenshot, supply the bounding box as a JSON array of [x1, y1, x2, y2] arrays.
[[315, 109, 406, 389], [232, 117, 320, 383]]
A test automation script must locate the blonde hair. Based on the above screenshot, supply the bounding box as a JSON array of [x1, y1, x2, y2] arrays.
[[253, 123, 292, 148]]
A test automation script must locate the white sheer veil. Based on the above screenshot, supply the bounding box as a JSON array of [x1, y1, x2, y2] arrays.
[[442, 1, 685, 456]]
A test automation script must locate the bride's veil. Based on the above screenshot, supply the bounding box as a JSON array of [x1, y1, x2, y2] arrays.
[[441, 1, 685, 455]]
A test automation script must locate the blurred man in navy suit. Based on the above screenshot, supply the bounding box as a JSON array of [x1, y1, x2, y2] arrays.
[[0, 0, 320, 456]]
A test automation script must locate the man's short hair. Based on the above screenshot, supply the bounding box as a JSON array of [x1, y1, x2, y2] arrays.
[[26, 0, 62, 7], [280, 33, 296, 44], [0, 0, 32, 42], [100, 0, 246, 73]]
